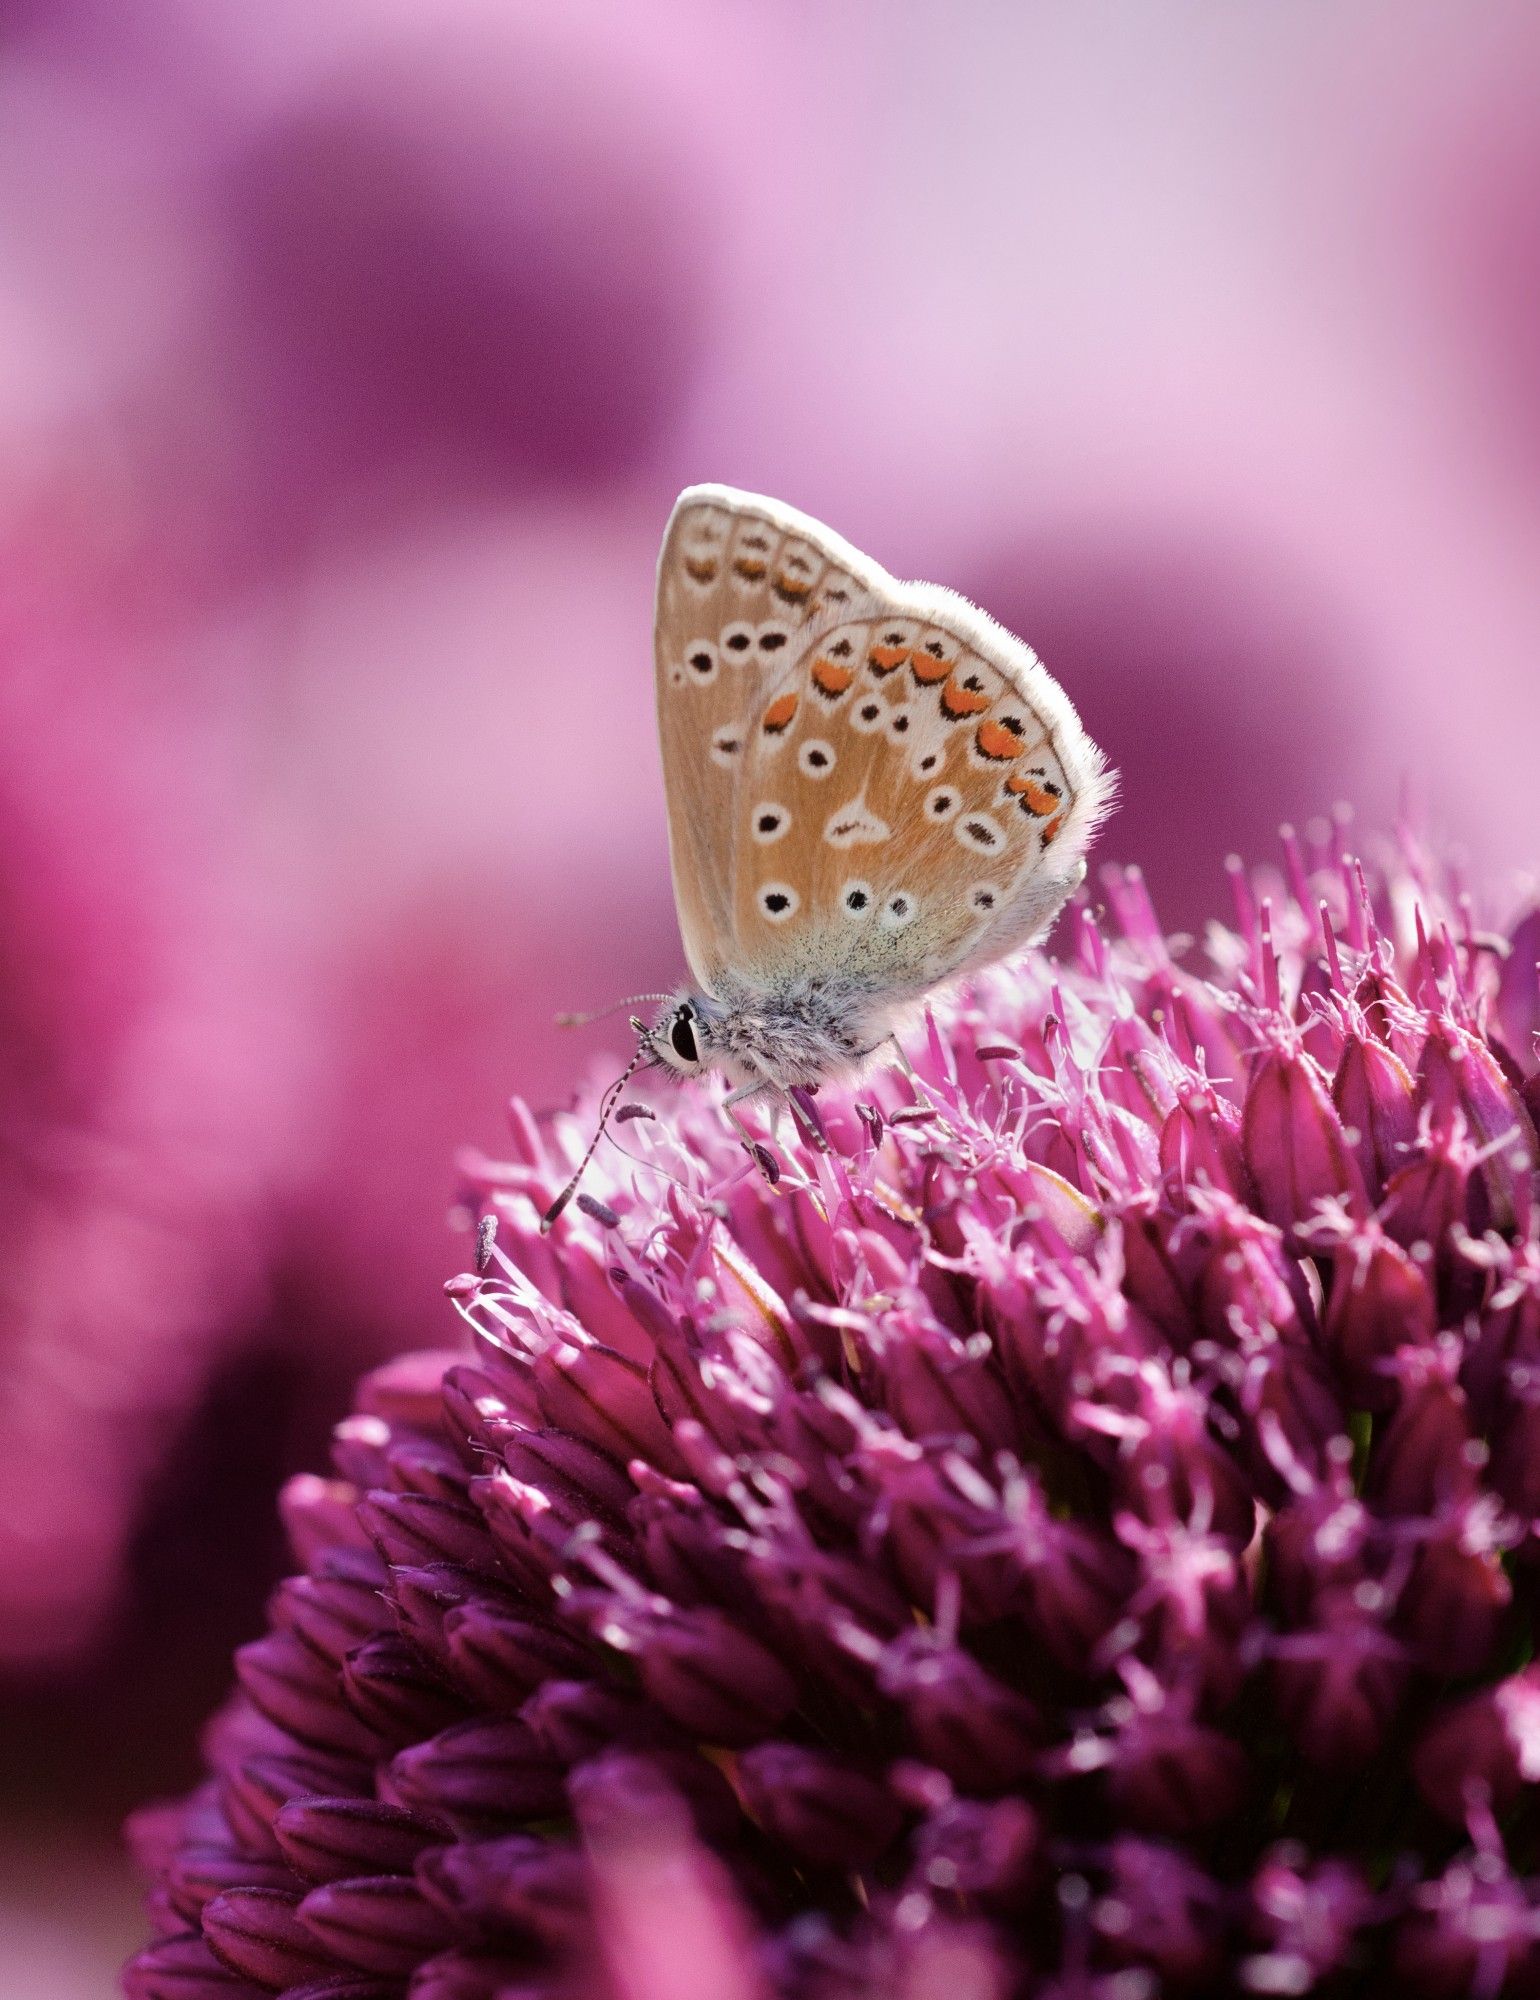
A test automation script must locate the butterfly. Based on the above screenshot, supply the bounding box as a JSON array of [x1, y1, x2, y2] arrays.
[[543, 485, 1113, 1225]]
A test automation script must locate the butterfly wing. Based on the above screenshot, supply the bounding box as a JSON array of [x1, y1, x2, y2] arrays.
[[655, 485, 1114, 1002], [654, 485, 884, 991]]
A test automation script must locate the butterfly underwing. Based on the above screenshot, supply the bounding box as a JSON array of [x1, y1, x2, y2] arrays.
[[649, 485, 1114, 1085]]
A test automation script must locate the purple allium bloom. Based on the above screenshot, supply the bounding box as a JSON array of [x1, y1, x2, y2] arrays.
[[127, 826, 1540, 1998]]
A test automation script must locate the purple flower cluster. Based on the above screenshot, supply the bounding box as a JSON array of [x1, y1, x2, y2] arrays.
[[127, 826, 1540, 1999]]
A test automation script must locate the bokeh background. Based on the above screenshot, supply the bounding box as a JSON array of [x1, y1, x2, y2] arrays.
[[4, 2, 1540, 1992]]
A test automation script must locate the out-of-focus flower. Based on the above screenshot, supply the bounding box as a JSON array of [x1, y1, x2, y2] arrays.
[[0, 611, 292, 1668], [124, 823, 1540, 1995], [0, 0, 725, 1674], [957, 537, 1367, 937]]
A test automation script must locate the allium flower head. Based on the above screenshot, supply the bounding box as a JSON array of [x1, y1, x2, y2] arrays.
[[128, 824, 1540, 1998]]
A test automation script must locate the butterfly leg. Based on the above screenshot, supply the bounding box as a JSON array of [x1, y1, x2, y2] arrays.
[[722, 1081, 781, 1184], [886, 1033, 918, 1080]]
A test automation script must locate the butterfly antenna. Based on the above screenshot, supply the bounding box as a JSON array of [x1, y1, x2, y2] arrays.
[[540, 1039, 649, 1232], [555, 994, 672, 1029]]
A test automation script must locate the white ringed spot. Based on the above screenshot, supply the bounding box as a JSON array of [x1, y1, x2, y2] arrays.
[[798, 738, 836, 779], [751, 802, 791, 844], [824, 801, 891, 848], [817, 574, 857, 616], [772, 541, 821, 609], [679, 511, 729, 590], [955, 812, 1006, 854], [719, 622, 756, 663], [710, 724, 746, 768], [886, 702, 917, 744], [730, 526, 774, 588], [758, 882, 800, 924]]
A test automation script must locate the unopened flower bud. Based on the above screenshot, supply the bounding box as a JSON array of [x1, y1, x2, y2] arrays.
[[1243, 1041, 1367, 1233], [738, 1744, 904, 1868]]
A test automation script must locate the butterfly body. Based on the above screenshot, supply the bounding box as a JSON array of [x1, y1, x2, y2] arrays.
[[640, 968, 900, 1096]]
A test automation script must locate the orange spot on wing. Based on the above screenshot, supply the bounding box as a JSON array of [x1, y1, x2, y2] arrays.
[[773, 570, 814, 603], [763, 692, 799, 735], [941, 675, 990, 719], [734, 557, 768, 581], [1041, 814, 1063, 846], [868, 644, 910, 675], [1007, 774, 1062, 816], [976, 719, 1025, 761], [910, 650, 953, 684], [684, 557, 718, 583], [811, 656, 855, 697]]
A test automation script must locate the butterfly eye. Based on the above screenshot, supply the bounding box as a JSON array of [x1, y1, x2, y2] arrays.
[[669, 1011, 700, 1065]]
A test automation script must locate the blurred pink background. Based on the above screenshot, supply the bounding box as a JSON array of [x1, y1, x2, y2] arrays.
[[4, 3, 1540, 1991]]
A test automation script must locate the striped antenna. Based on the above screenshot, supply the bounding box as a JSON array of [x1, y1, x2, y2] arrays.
[[540, 1026, 650, 1232]]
